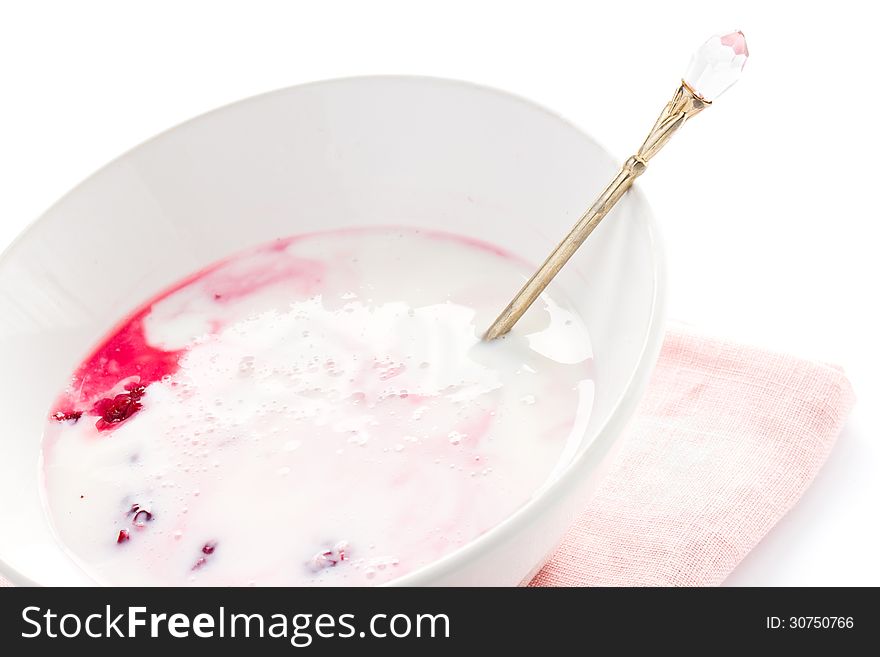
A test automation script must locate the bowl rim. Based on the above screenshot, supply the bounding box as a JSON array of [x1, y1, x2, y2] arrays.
[[0, 75, 666, 587]]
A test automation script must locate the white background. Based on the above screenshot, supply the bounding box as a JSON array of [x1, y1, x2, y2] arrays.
[[1, 1, 877, 585]]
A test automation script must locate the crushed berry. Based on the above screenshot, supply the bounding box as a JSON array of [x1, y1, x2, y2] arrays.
[[192, 542, 217, 570], [93, 384, 146, 431], [308, 540, 349, 572], [128, 503, 154, 527], [116, 529, 130, 543], [52, 410, 83, 423]]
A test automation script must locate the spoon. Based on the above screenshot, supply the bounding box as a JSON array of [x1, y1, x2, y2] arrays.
[[484, 32, 748, 341]]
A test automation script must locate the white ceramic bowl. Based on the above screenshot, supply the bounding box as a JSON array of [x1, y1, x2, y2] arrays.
[[0, 77, 664, 586]]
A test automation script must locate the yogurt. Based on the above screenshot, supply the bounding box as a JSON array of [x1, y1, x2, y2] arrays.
[[41, 227, 594, 585]]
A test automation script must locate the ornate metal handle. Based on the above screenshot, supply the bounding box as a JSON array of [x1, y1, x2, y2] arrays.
[[484, 32, 747, 341]]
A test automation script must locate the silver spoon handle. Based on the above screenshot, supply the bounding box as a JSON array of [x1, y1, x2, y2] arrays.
[[483, 82, 707, 341]]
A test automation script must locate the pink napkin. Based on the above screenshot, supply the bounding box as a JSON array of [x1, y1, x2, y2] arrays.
[[0, 328, 854, 587], [529, 327, 854, 586]]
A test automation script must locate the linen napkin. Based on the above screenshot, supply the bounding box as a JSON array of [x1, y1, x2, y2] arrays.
[[0, 328, 854, 587], [529, 327, 855, 586]]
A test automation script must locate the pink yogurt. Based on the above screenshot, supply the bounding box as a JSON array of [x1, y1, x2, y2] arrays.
[[42, 227, 594, 586]]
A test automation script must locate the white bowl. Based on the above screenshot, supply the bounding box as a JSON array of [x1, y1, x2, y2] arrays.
[[0, 77, 664, 586]]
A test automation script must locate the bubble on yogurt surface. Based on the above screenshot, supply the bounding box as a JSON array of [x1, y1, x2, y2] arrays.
[[41, 227, 594, 586]]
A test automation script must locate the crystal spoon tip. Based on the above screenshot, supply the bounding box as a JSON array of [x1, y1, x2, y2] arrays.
[[683, 31, 749, 102]]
